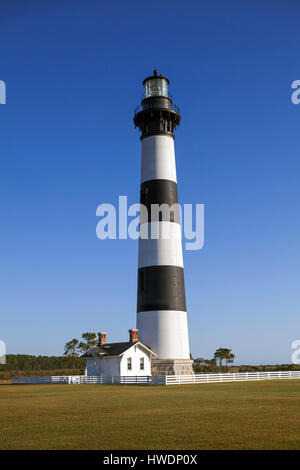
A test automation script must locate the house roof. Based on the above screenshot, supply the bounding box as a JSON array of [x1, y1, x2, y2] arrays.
[[80, 341, 157, 359]]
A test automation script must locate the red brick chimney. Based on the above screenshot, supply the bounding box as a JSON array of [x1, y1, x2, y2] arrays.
[[98, 332, 107, 345], [129, 329, 138, 343]]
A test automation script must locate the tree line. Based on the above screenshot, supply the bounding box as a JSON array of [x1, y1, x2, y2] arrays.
[[2, 342, 299, 374], [0, 333, 98, 372], [0, 354, 84, 371]]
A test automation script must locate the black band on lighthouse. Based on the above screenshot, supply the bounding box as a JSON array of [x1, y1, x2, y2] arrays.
[[140, 179, 180, 223], [137, 265, 186, 312]]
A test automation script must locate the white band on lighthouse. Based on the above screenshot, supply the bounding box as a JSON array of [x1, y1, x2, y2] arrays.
[[141, 135, 177, 184], [138, 222, 183, 268], [137, 310, 190, 359]]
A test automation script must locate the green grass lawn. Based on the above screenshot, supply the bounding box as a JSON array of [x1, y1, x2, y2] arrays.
[[1, 380, 300, 450]]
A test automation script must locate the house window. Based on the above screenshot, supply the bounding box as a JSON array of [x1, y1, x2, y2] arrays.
[[127, 357, 132, 371], [140, 357, 144, 370]]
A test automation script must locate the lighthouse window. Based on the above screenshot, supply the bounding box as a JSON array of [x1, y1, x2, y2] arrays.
[[127, 357, 132, 371], [140, 357, 144, 370]]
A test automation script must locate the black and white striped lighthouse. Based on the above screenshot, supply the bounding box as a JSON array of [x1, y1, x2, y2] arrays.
[[134, 70, 193, 375]]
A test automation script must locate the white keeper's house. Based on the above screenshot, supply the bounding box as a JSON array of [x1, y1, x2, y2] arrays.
[[81, 329, 157, 377]]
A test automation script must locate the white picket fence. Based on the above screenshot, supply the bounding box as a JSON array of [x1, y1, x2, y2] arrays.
[[12, 375, 166, 385], [12, 370, 300, 386], [70, 375, 166, 385], [12, 376, 71, 385], [165, 370, 300, 385]]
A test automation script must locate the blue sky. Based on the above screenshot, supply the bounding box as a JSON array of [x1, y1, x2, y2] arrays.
[[0, 0, 299, 364]]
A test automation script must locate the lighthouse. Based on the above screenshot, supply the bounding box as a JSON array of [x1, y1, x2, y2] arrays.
[[134, 70, 193, 375]]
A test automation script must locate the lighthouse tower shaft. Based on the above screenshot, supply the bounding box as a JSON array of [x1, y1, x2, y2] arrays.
[[134, 70, 193, 375]]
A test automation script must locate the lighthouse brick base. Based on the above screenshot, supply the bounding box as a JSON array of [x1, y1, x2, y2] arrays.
[[151, 359, 194, 376]]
